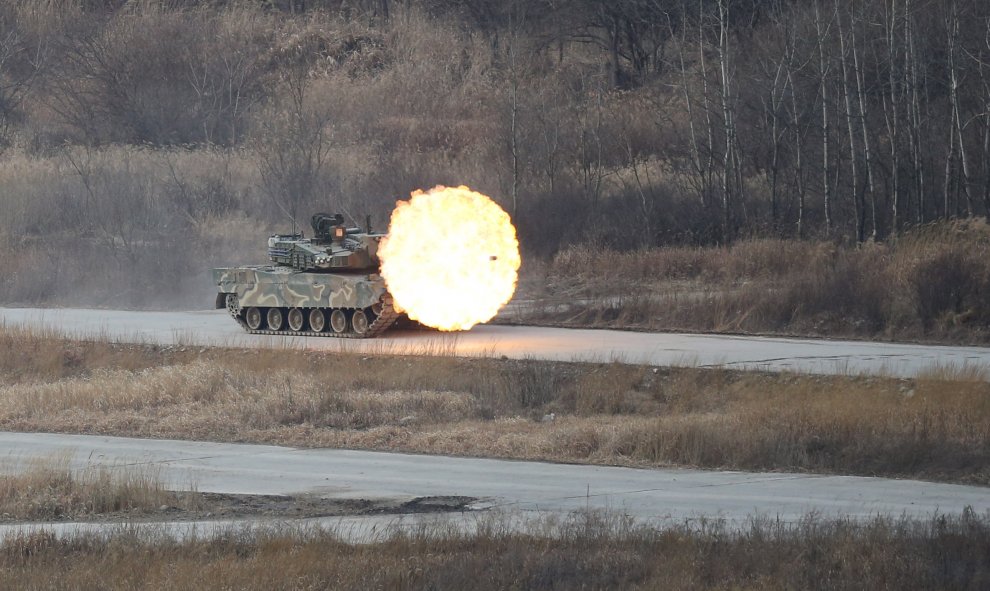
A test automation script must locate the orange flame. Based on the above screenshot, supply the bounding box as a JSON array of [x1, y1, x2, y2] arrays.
[[379, 185, 521, 331]]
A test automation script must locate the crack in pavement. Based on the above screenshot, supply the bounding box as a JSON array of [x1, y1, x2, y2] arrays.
[[707, 354, 910, 367]]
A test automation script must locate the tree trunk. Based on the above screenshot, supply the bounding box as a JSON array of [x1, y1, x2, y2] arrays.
[[717, 0, 736, 242], [815, 1, 832, 237], [944, 119, 956, 218], [983, 21, 990, 216], [983, 80, 990, 216], [884, 0, 901, 235], [605, 7, 622, 88], [983, 114, 990, 216], [676, 4, 706, 206], [788, 68, 806, 239], [948, 0, 973, 217], [766, 51, 789, 233], [851, 21, 877, 239], [906, 5, 925, 224], [836, 1, 862, 242], [699, 3, 718, 232]]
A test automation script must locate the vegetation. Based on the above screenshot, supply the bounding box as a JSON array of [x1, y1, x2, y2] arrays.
[[0, 456, 192, 520], [519, 218, 990, 342], [1, 510, 988, 590], [2, 326, 988, 485], [1, 1, 990, 343]]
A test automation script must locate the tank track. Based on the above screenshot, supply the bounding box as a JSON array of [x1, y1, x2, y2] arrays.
[[227, 294, 400, 339]]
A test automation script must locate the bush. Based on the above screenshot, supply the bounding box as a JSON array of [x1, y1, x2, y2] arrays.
[[913, 249, 983, 329]]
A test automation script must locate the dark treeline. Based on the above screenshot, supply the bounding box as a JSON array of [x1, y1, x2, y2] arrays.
[[434, 0, 990, 247], [1, 0, 990, 306]]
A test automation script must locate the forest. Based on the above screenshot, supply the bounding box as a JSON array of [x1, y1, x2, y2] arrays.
[[1, 0, 989, 315]]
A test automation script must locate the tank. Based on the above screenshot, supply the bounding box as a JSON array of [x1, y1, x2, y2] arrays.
[[212, 213, 399, 338]]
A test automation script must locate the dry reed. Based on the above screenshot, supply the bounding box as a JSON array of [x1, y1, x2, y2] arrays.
[[0, 455, 194, 520], [1, 326, 987, 484], [0, 510, 987, 590]]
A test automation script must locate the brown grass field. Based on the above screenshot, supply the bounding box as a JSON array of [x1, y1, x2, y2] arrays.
[[0, 456, 194, 521], [514, 220, 990, 345], [0, 510, 987, 590], [1, 324, 988, 588], [1, 325, 988, 485]]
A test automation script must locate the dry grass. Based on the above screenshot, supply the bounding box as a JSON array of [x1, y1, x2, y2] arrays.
[[0, 455, 194, 520], [0, 323, 202, 384], [519, 219, 990, 344], [0, 510, 988, 590], [1, 327, 987, 485]]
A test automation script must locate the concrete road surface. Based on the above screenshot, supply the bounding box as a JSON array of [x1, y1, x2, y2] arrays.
[[3, 307, 990, 377], [0, 432, 986, 526]]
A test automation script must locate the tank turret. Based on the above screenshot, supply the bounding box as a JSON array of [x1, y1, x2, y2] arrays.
[[267, 213, 382, 272]]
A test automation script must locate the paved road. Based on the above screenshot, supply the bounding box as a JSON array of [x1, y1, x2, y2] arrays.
[[3, 307, 990, 377], [1, 432, 986, 526]]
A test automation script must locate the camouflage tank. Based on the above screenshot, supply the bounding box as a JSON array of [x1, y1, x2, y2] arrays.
[[212, 213, 399, 338]]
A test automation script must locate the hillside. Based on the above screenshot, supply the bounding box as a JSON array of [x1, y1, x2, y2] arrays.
[[1, 0, 989, 340]]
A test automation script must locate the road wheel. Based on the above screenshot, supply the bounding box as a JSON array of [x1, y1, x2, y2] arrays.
[[329, 309, 348, 334], [352, 309, 370, 336], [267, 307, 285, 331], [287, 308, 305, 331], [245, 307, 263, 330], [309, 309, 326, 333]]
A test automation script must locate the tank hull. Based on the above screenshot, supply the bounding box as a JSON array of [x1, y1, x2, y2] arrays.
[[213, 266, 398, 338]]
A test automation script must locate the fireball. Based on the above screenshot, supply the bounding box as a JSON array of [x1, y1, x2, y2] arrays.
[[379, 185, 521, 331]]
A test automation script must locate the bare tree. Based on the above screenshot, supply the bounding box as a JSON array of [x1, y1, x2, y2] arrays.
[[850, 6, 878, 239], [783, 31, 813, 239], [572, 77, 607, 208], [182, 10, 269, 146], [542, 0, 680, 88], [716, 0, 739, 241], [672, 2, 708, 208], [946, 0, 974, 217], [506, 0, 522, 218], [756, 7, 796, 234], [814, 0, 833, 236], [980, 15, 990, 215], [835, 0, 862, 242], [533, 84, 563, 196], [255, 57, 334, 230], [697, 0, 718, 217], [882, 0, 902, 234], [0, 9, 44, 153]]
